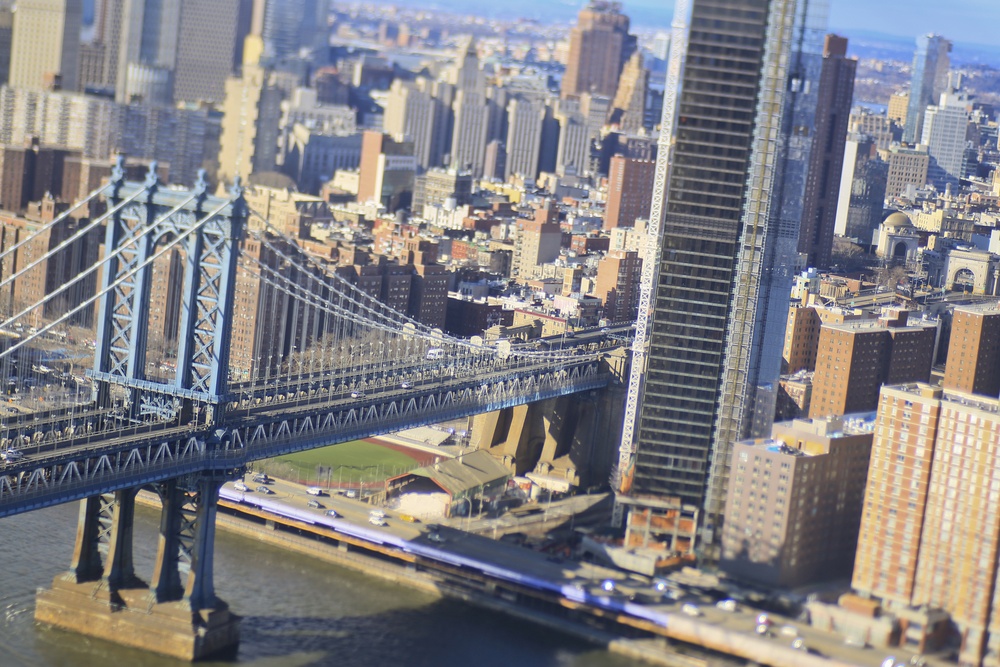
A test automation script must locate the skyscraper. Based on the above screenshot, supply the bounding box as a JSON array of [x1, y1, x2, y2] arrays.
[[504, 97, 544, 181], [798, 35, 856, 269], [173, 0, 253, 104], [902, 34, 951, 145], [9, 0, 82, 91], [834, 134, 888, 240], [921, 90, 970, 190], [560, 1, 634, 100], [618, 0, 828, 551], [609, 51, 648, 135], [604, 155, 655, 230]]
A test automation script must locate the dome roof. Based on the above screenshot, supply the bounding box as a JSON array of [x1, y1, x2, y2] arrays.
[[883, 211, 913, 228]]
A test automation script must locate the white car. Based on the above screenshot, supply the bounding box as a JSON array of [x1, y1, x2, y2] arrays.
[[233, 481, 249, 492], [1, 449, 24, 462], [681, 604, 702, 617], [401, 381, 412, 389], [350, 391, 364, 399], [369, 509, 386, 519], [369, 516, 387, 527], [780, 625, 798, 637], [716, 598, 739, 612]]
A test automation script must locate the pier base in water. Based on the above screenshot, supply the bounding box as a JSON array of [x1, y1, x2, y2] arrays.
[[35, 575, 240, 661]]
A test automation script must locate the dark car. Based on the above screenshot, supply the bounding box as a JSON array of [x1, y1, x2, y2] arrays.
[[256, 485, 274, 494], [306, 500, 324, 509]]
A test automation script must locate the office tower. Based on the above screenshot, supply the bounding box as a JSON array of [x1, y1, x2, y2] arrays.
[[609, 51, 648, 134], [554, 109, 589, 177], [0, 87, 120, 159], [721, 414, 874, 588], [217, 44, 287, 185], [9, 0, 82, 91], [384, 78, 439, 170], [113, 0, 181, 104], [798, 35, 856, 269], [356, 130, 416, 211], [450, 90, 489, 176], [943, 304, 1000, 398], [411, 167, 472, 216], [835, 134, 888, 239], [504, 97, 544, 181], [882, 143, 930, 199], [561, 1, 633, 100], [852, 384, 1000, 666], [280, 125, 362, 194], [604, 155, 654, 230], [921, 91, 970, 190], [173, 0, 253, 104], [887, 91, 908, 125], [903, 34, 951, 144], [620, 0, 828, 549], [808, 313, 936, 419], [594, 250, 641, 321]]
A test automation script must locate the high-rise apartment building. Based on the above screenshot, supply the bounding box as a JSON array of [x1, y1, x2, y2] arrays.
[[383, 78, 439, 170], [852, 384, 1000, 666], [173, 0, 253, 104], [798, 35, 856, 269], [621, 0, 828, 550], [9, 0, 82, 91], [356, 131, 416, 211], [604, 155, 654, 230], [450, 90, 490, 176], [943, 304, 1000, 398], [594, 250, 641, 322], [512, 211, 561, 281], [903, 34, 951, 144], [809, 314, 937, 419], [721, 414, 874, 588], [560, 1, 634, 100]]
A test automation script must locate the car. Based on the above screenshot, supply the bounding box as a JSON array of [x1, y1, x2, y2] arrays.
[[350, 391, 364, 399], [1, 449, 24, 462], [369, 509, 386, 519], [256, 486, 274, 494], [398, 513, 419, 523], [427, 532, 445, 543], [306, 500, 324, 509], [233, 481, 249, 492], [600, 579, 616, 592], [755, 624, 771, 637], [792, 638, 807, 651], [844, 636, 868, 648], [252, 474, 271, 484], [716, 598, 739, 612], [325, 509, 340, 518], [305, 486, 325, 496], [345, 490, 357, 498], [681, 604, 702, 617], [369, 516, 387, 527], [779, 625, 798, 637], [401, 381, 412, 389], [756, 613, 772, 627]]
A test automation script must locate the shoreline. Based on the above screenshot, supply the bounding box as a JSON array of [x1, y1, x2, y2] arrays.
[[136, 491, 711, 667]]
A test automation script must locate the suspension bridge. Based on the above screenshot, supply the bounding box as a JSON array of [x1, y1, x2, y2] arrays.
[[0, 159, 626, 659]]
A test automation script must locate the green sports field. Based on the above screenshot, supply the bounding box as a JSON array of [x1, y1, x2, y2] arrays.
[[254, 439, 419, 486]]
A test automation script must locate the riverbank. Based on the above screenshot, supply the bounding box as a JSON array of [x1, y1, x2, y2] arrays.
[[136, 490, 714, 667]]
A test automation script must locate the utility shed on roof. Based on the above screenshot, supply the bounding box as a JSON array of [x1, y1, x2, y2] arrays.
[[385, 449, 511, 517]]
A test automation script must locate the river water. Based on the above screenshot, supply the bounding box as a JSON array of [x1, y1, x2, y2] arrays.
[[0, 503, 635, 667]]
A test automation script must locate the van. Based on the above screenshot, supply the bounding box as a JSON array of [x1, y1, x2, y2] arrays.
[[425, 348, 444, 360], [305, 487, 324, 496]]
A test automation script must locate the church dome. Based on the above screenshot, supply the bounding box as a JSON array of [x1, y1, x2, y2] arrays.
[[882, 211, 913, 228]]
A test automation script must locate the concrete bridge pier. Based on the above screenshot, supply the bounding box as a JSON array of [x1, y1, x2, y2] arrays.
[[35, 476, 240, 661]]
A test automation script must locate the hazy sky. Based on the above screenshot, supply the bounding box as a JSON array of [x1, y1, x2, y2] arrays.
[[621, 0, 1000, 47]]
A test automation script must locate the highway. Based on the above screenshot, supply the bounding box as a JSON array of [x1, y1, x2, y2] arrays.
[[220, 477, 940, 667]]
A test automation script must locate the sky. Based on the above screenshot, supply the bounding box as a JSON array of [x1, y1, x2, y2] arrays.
[[619, 0, 1000, 49]]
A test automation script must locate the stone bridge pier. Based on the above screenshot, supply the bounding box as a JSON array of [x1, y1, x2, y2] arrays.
[[34, 474, 240, 661]]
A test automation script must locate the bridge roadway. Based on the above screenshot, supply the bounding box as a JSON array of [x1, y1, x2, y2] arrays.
[[0, 353, 609, 518]]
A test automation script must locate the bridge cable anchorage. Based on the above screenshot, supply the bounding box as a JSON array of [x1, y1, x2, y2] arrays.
[[0, 186, 191, 293], [245, 218, 591, 363], [0, 185, 109, 266], [0, 197, 237, 363]]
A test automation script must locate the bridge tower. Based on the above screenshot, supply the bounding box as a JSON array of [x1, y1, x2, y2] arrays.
[[34, 163, 245, 661]]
